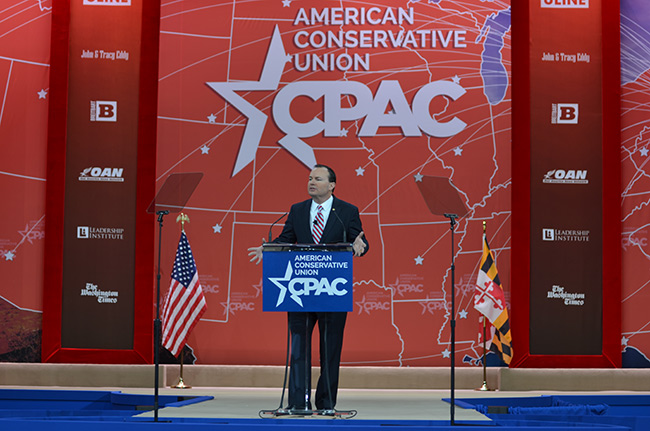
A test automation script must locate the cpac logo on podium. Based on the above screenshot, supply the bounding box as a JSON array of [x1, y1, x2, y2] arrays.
[[269, 262, 349, 308], [207, 26, 467, 176]]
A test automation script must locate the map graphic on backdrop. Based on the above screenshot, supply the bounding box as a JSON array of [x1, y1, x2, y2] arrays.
[[156, 0, 512, 366], [0, 0, 648, 367]]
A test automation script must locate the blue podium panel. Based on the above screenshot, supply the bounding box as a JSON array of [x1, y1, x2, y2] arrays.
[[262, 248, 353, 312]]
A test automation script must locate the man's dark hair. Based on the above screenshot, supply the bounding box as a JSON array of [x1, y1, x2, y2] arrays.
[[314, 164, 336, 183]]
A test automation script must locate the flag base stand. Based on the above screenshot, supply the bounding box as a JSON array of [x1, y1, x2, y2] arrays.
[[476, 381, 491, 391], [170, 348, 192, 389], [171, 377, 191, 389]]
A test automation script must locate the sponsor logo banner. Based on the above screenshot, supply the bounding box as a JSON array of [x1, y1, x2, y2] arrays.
[[79, 167, 124, 182], [83, 0, 131, 6], [551, 103, 579, 124], [80, 282, 119, 304], [543, 169, 588, 184], [541, 0, 589, 8], [546, 284, 586, 306], [542, 228, 590, 242], [76, 226, 124, 240], [90, 100, 117, 122]]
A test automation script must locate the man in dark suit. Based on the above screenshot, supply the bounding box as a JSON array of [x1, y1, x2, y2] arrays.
[[248, 164, 369, 412]]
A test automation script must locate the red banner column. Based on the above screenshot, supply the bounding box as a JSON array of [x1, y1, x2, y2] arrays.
[[511, 0, 621, 367], [42, 0, 159, 363]]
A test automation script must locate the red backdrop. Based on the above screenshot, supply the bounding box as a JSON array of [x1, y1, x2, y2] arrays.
[[1, 0, 649, 369]]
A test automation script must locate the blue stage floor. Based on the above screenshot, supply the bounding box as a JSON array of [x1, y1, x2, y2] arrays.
[[0, 387, 649, 430]]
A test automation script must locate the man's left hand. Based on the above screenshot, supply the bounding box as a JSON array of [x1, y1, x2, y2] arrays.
[[352, 231, 366, 256]]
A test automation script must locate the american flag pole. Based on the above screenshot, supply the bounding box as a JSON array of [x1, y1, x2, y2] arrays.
[[153, 210, 169, 422]]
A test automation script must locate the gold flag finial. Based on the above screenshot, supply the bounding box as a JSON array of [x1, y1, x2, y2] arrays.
[[483, 220, 486, 233], [176, 213, 190, 231]]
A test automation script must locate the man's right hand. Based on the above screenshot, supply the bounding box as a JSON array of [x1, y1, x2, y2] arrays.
[[247, 238, 266, 264]]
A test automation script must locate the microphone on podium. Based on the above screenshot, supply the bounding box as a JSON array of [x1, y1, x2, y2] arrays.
[[268, 213, 287, 243], [331, 207, 347, 243]]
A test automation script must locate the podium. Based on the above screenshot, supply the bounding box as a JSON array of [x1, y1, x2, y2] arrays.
[[262, 243, 353, 313], [259, 243, 357, 418]]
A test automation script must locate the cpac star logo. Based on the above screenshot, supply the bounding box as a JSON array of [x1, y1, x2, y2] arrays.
[[206, 26, 314, 177], [207, 26, 467, 177], [270, 262, 294, 307]]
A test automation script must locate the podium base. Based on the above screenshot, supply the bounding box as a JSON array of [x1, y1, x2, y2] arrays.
[[259, 408, 357, 419]]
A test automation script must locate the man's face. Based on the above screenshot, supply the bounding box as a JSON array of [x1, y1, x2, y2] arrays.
[[308, 167, 334, 203]]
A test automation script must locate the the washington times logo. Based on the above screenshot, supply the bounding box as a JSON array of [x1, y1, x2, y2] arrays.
[[90, 101, 117, 122], [541, 0, 589, 8], [80, 282, 119, 304], [269, 261, 348, 307], [543, 169, 588, 184], [542, 228, 590, 242], [547, 284, 585, 306], [83, 0, 131, 5], [551, 103, 579, 124], [79, 167, 124, 182]]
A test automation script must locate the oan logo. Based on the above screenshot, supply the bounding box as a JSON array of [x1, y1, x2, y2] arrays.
[[543, 169, 588, 184], [79, 167, 124, 182], [551, 103, 579, 124], [541, 0, 589, 8], [269, 262, 348, 307], [90, 101, 117, 122]]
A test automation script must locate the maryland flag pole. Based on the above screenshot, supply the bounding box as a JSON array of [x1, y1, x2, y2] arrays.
[[161, 213, 208, 389], [474, 222, 513, 369]]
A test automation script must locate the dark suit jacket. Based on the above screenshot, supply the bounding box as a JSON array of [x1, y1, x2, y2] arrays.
[[273, 196, 369, 255]]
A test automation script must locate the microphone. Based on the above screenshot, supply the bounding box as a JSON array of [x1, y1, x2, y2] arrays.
[[268, 213, 288, 243], [330, 208, 347, 243]]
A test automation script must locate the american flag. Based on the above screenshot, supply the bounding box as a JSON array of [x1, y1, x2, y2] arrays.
[[161, 231, 207, 357]]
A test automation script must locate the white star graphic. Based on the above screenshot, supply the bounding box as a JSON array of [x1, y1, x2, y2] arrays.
[[212, 223, 222, 233], [207, 113, 217, 124], [4, 251, 15, 261], [442, 348, 451, 358], [207, 26, 316, 176], [355, 166, 365, 176], [622, 336, 629, 346], [269, 262, 298, 306], [640, 147, 649, 157], [201, 145, 210, 154], [458, 309, 468, 319], [414, 255, 424, 265], [451, 75, 461, 84], [252, 279, 263, 298], [38, 89, 47, 99], [414, 173, 423, 182], [339, 128, 348, 137], [18, 224, 35, 244], [282, 0, 291, 6], [453, 146, 463, 156], [221, 301, 234, 316]]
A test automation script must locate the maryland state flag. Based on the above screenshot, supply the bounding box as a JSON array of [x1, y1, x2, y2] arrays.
[[474, 233, 512, 364]]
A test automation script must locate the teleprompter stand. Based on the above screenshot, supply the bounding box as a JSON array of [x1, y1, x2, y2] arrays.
[[146, 172, 203, 422], [416, 175, 468, 426], [258, 243, 357, 419]]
